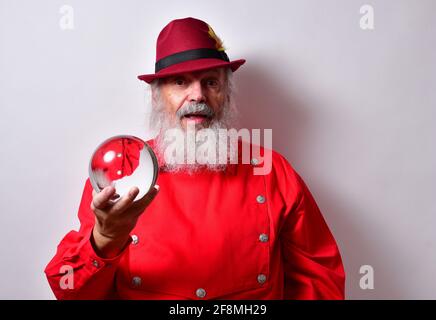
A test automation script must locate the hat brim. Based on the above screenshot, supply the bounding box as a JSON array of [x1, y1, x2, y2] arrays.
[[137, 58, 246, 84]]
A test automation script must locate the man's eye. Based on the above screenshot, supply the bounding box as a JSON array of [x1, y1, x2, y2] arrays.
[[206, 79, 219, 87], [174, 79, 185, 86]]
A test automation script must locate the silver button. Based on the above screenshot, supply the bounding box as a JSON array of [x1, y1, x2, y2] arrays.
[[256, 195, 265, 204], [196, 288, 206, 299], [259, 233, 269, 242], [257, 274, 267, 284], [131, 234, 139, 245], [92, 260, 99, 268], [250, 158, 259, 166], [132, 276, 142, 287]]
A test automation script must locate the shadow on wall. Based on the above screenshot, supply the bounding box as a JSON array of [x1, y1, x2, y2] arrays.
[[233, 59, 309, 163], [234, 60, 402, 299], [314, 180, 404, 299]]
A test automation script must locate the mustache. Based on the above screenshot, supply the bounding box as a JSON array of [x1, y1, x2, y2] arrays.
[[176, 102, 215, 119]]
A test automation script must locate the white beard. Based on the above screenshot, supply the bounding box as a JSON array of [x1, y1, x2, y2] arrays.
[[150, 94, 239, 174]]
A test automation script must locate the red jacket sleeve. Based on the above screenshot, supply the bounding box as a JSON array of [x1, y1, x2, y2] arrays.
[[44, 179, 131, 300], [278, 160, 346, 300]]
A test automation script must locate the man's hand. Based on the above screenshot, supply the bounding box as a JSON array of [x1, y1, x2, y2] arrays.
[[90, 185, 159, 258]]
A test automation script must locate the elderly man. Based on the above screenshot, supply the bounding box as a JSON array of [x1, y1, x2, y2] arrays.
[[45, 17, 345, 300]]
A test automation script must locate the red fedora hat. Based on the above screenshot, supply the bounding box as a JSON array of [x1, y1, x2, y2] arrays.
[[137, 17, 246, 83]]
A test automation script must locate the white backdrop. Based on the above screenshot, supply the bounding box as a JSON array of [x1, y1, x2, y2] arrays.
[[1, 0, 435, 299]]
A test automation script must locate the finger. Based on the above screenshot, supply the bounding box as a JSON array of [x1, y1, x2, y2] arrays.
[[146, 184, 160, 201], [110, 186, 139, 213], [92, 186, 116, 210], [141, 185, 160, 203], [132, 185, 160, 210]]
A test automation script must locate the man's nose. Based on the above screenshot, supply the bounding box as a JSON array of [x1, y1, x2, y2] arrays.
[[187, 81, 206, 103]]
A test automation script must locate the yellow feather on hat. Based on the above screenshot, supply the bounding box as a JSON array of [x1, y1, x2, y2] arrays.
[[207, 24, 226, 51]]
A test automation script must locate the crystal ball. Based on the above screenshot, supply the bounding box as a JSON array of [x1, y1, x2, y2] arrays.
[[89, 135, 158, 202]]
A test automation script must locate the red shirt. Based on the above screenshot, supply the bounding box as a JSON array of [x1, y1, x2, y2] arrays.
[[45, 140, 345, 299]]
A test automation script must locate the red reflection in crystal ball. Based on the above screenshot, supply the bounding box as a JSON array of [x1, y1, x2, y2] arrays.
[[90, 136, 144, 183], [89, 135, 158, 201]]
